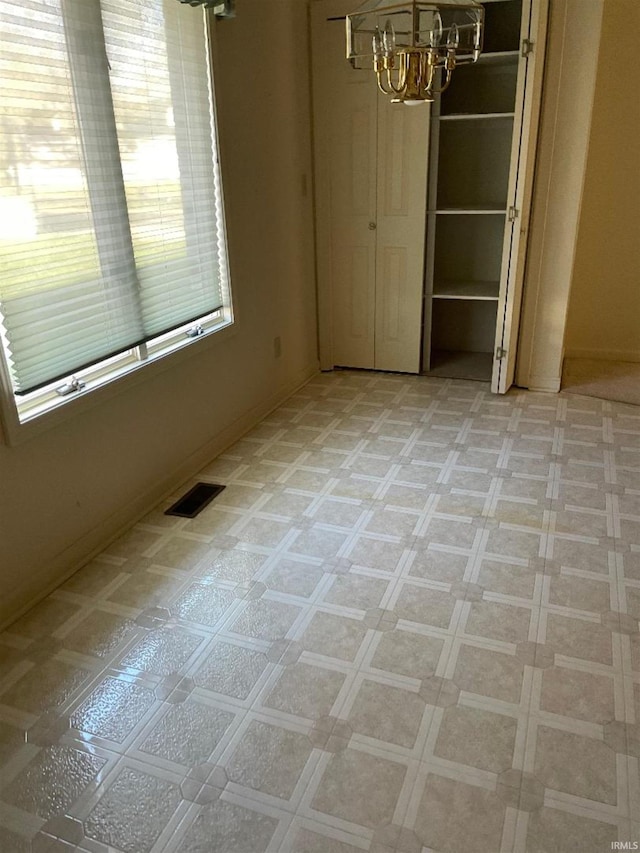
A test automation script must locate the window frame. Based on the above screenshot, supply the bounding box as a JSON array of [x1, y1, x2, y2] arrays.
[[0, 307, 237, 447], [0, 7, 235, 447]]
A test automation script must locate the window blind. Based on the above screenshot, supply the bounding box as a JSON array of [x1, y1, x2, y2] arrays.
[[0, 0, 226, 395]]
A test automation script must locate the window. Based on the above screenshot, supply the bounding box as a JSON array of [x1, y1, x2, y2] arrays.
[[0, 0, 231, 432]]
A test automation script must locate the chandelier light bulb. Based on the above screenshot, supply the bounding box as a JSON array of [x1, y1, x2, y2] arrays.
[[447, 22, 460, 48], [474, 19, 482, 50], [383, 20, 396, 57], [430, 12, 443, 47], [346, 1, 485, 106], [372, 26, 384, 59]]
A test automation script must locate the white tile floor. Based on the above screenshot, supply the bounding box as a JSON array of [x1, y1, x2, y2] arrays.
[[0, 370, 638, 853]]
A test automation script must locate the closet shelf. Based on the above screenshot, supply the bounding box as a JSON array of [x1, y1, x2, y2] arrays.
[[433, 280, 500, 301], [432, 207, 507, 215], [440, 112, 515, 121], [420, 0, 535, 389], [425, 350, 494, 382], [477, 50, 520, 63]]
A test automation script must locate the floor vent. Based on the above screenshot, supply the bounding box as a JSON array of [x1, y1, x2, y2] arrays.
[[164, 482, 225, 518]]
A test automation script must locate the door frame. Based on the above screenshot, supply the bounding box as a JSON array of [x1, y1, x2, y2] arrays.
[[516, 0, 604, 392]]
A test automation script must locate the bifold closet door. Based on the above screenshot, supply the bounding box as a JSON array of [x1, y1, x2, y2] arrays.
[[492, 0, 548, 393], [374, 94, 429, 373], [313, 4, 377, 370], [311, 0, 429, 373]]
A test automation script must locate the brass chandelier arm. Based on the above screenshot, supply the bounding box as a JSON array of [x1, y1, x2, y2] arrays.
[[376, 69, 392, 95], [374, 46, 457, 102], [374, 56, 392, 95], [430, 67, 453, 95], [375, 54, 407, 96], [383, 51, 408, 95], [375, 66, 406, 96], [430, 52, 456, 95], [386, 66, 407, 95], [346, 0, 484, 105], [420, 52, 437, 93]]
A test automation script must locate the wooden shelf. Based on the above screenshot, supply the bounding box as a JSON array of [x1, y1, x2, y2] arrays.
[[433, 281, 500, 301], [440, 112, 515, 121], [430, 300, 497, 362], [421, 0, 526, 390], [436, 117, 513, 210], [477, 50, 520, 63], [482, 0, 523, 54], [433, 216, 505, 286], [433, 207, 507, 215], [424, 350, 493, 382], [441, 57, 518, 116]]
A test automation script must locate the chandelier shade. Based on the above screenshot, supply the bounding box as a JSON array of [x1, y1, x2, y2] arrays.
[[346, 0, 484, 103]]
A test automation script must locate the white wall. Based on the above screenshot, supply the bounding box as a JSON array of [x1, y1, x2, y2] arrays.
[[563, 0, 640, 362], [0, 1, 318, 628]]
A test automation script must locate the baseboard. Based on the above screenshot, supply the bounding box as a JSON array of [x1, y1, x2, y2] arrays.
[[564, 349, 640, 363], [0, 361, 320, 631], [525, 374, 562, 393]]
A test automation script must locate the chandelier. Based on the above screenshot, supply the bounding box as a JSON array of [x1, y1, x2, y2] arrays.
[[346, 0, 484, 104], [176, 0, 235, 15]]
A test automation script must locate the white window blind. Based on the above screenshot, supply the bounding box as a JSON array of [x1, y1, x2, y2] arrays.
[[0, 0, 227, 396]]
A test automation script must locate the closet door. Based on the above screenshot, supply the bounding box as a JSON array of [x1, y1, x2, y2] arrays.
[[375, 93, 430, 373], [312, 2, 377, 370], [492, 0, 548, 392], [311, 0, 429, 374]]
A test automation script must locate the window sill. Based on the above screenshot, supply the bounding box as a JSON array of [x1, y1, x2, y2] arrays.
[[0, 317, 237, 447]]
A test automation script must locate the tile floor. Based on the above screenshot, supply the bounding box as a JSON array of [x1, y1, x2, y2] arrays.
[[0, 370, 639, 853]]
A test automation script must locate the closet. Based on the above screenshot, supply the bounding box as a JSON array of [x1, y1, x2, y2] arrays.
[[311, 0, 430, 374], [311, 0, 548, 393]]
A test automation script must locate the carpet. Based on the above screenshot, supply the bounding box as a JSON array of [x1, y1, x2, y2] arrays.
[[562, 358, 640, 406]]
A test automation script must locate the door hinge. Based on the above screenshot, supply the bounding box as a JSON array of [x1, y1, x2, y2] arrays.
[[521, 38, 534, 57], [496, 347, 507, 360], [508, 206, 519, 222]]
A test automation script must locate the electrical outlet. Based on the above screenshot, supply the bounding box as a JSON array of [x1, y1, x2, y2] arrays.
[[273, 336, 282, 359]]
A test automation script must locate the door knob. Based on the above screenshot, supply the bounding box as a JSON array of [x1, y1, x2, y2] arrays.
[[368, 221, 377, 230]]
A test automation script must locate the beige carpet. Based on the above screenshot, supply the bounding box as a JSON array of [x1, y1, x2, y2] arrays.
[[562, 358, 640, 406]]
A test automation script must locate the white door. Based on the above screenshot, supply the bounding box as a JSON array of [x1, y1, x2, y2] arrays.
[[375, 90, 430, 373], [492, 0, 549, 393], [311, 0, 429, 374], [312, 2, 377, 370]]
